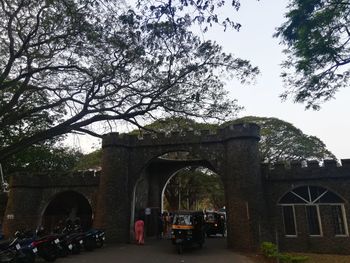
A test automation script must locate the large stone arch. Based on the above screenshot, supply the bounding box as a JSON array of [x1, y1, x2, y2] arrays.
[[156, 159, 217, 212], [131, 157, 217, 239], [94, 123, 265, 251]]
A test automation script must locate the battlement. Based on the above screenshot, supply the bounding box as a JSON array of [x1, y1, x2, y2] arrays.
[[9, 170, 100, 188], [102, 122, 260, 148], [263, 159, 350, 181]]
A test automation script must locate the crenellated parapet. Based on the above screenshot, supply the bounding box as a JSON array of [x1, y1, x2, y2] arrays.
[[102, 123, 260, 148], [263, 159, 350, 181], [9, 170, 100, 188]]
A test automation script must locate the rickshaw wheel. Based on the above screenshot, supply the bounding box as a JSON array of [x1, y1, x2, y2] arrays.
[[176, 244, 183, 254]]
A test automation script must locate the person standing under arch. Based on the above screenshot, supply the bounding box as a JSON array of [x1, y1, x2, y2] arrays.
[[134, 217, 145, 245]]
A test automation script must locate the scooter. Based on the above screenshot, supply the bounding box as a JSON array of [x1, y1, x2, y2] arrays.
[[90, 229, 105, 249], [83, 229, 105, 251], [0, 231, 37, 263]]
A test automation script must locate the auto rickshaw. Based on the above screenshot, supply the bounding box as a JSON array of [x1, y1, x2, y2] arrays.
[[204, 211, 226, 237], [171, 211, 205, 254]]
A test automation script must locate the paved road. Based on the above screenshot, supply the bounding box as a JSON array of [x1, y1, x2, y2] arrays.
[[53, 237, 256, 263]]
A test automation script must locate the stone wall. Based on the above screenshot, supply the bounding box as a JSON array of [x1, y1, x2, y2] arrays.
[[2, 171, 99, 237], [263, 159, 350, 254], [3, 123, 350, 254]]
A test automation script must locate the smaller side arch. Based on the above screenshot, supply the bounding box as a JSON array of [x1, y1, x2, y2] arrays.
[[40, 190, 93, 232]]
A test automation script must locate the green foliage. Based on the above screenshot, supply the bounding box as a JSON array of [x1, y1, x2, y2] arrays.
[[73, 149, 102, 171], [164, 167, 224, 211], [224, 116, 335, 163], [142, 116, 335, 163], [261, 242, 279, 258], [278, 254, 309, 263], [137, 0, 243, 32], [261, 242, 309, 263], [130, 117, 217, 136], [0, 0, 258, 162], [2, 143, 82, 175], [276, 0, 350, 109]]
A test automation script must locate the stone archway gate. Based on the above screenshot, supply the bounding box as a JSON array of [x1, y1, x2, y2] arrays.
[[94, 123, 266, 251], [2, 171, 99, 237]]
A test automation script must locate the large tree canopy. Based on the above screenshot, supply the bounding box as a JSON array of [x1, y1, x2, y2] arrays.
[[226, 116, 335, 163], [0, 0, 258, 162], [137, 116, 335, 163], [276, 0, 350, 109], [3, 143, 82, 175], [131, 116, 217, 135], [75, 116, 336, 171]]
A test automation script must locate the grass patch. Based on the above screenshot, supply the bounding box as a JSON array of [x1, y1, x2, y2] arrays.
[[260, 242, 309, 263]]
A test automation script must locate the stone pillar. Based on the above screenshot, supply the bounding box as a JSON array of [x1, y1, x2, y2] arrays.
[[94, 134, 130, 243], [221, 124, 264, 251], [144, 168, 163, 237], [148, 173, 162, 209]]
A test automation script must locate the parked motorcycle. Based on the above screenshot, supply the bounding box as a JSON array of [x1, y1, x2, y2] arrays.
[[0, 222, 106, 263], [83, 229, 105, 250], [0, 231, 36, 263], [91, 229, 105, 249]]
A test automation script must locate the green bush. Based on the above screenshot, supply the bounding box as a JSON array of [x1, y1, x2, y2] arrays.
[[260, 242, 309, 263], [261, 242, 279, 258]]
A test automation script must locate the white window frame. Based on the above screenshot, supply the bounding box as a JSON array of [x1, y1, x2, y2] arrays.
[[281, 204, 297, 237], [331, 204, 349, 237], [279, 186, 347, 238], [305, 204, 323, 237]]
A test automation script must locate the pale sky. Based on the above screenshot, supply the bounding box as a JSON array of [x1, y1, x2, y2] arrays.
[[206, 0, 350, 160], [69, 0, 350, 160]]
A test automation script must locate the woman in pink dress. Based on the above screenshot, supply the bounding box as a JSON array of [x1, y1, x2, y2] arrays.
[[134, 218, 145, 245]]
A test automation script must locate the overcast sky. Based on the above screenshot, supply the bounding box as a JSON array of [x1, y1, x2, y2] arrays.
[[205, 0, 350, 160], [69, 0, 350, 160]]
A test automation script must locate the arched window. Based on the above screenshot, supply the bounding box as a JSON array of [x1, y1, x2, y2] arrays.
[[279, 186, 348, 237]]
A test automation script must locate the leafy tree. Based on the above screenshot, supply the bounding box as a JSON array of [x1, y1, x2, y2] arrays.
[[2, 143, 82, 175], [141, 116, 335, 163], [73, 149, 102, 171], [136, 0, 243, 32], [132, 116, 217, 135], [275, 0, 350, 109], [164, 167, 224, 211], [226, 116, 336, 163], [0, 0, 258, 162]]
